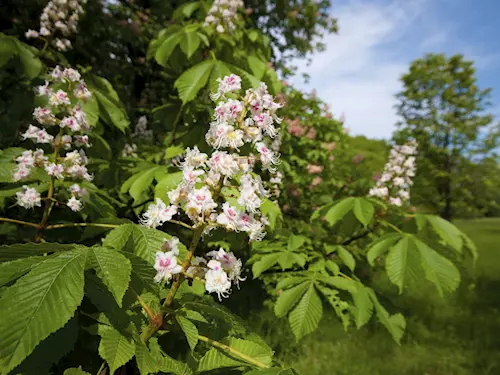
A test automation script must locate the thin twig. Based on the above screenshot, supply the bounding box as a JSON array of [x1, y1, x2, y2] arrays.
[[167, 220, 193, 230], [0, 217, 40, 228], [198, 335, 269, 369], [45, 223, 120, 230]]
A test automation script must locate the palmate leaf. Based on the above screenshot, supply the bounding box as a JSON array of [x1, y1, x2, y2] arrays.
[[274, 281, 309, 317], [89, 247, 132, 307], [366, 233, 402, 266], [98, 327, 135, 375], [174, 60, 215, 105], [0, 248, 87, 374], [288, 284, 323, 340], [420, 215, 463, 253], [180, 31, 201, 59]]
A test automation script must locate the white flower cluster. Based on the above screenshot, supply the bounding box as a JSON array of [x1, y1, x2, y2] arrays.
[[14, 66, 91, 212], [268, 135, 283, 198], [154, 238, 244, 301], [369, 141, 418, 206], [121, 143, 138, 158], [140, 74, 282, 244], [25, 0, 87, 51], [132, 116, 153, 139], [204, 0, 244, 33]]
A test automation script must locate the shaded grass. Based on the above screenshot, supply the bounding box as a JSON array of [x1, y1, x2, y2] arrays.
[[278, 218, 500, 375]]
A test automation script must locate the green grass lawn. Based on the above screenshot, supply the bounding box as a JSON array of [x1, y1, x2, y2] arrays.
[[283, 218, 500, 375]]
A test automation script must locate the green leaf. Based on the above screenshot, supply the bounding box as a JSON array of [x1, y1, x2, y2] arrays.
[[135, 341, 159, 375], [129, 167, 159, 203], [82, 92, 99, 126], [252, 253, 281, 278], [155, 172, 183, 204], [14, 39, 42, 79], [63, 367, 91, 375], [368, 289, 406, 344], [366, 233, 402, 266], [325, 260, 340, 275], [0, 256, 45, 287], [386, 235, 422, 293], [176, 316, 198, 352], [149, 338, 192, 375], [155, 31, 183, 66], [353, 198, 374, 227], [98, 327, 135, 375], [180, 31, 201, 59], [197, 337, 273, 372], [423, 215, 463, 253], [337, 246, 356, 271], [289, 284, 323, 340], [0, 34, 16, 68], [247, 56, 267, 80], [260, 199, 282, 231], [413, 237, 460, 296], [0, 248, 87, 374], [174, 60, 215, 105], [103, 224, 171, 264], [287, 234, 306, 252], [274, 282, 309, 317], [325, 198, 355, 226], [0, 242, 75, 262], [352, 286, 373, 328], [90, 247, 132, 307], [122, 252, 159, 294], [318, 276, 358, 294]]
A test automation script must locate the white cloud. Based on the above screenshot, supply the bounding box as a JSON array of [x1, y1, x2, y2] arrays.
[[292, 0, 432, 139]]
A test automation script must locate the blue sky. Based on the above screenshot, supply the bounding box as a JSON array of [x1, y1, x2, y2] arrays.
[[292, 0, 500, 139]]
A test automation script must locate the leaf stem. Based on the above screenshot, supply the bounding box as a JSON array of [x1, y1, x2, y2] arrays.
[[382, 221, 403, 234], [197, 335, 270, 369], [140, 225, 205, 342], [0, 217, 41, 228], [167, 219, 193, 230], [45, 222, 120, 230]]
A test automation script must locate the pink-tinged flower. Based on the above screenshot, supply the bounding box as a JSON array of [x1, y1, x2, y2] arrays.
[[255, 142, 280, 171], [35, 81, 52, 97], [58, 135, 72, 150], [207, 248, 245, 285], [49, 89, 71, 106], [60, 116, 80, 131], [74, 135, 90, 148], [205, 260, 232, 301], [153, 250, 182, 284], [16, 185, 41, 209], [63, 68, 81, 82], [67, 196, 83, 212], [13, 165, 31, 181], [68, 184, 88, 199], [306, 127, 317, 140], [25, 29, 39, 38], [310, 176, 323, 188], [216, 202, 241, 230], [208, 151, 239, 177], [253, 113, 277, 138], [162, 237, 180, 255], [183, 146, 208, 169], [50, 66, 64, 81], [238, 184, 262, 213], [389, 197, 402, 207], [215, 99, 244, 124], [73, 80, 91, 101], [33, 107, 56, 125], [39, 27, 50, 36], [211, 74, 242, 101], [140, 198, 178, 228], [45, 163, 65, 179], [186, 187, 217, 220], [181, 167, 205, 189], [306, 164, 324, 174]]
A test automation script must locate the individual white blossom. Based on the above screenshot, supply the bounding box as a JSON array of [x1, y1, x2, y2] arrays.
[[45, 163, 65, 179], [207, 248, 245, 286], [121, 143, 138, 158], [16, 186, 41, 209], [153, 250, 182, 284], [205, 260, 232, 301], [67, 196, 83, 211], [131, 116, 153, 139], [140, 198, 178, 229]]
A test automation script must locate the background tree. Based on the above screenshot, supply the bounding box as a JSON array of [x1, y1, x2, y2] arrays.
[[394, 53, 498, 220]]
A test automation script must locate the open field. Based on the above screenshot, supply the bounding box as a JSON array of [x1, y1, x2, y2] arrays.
[[284, 218, 500, 375]]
